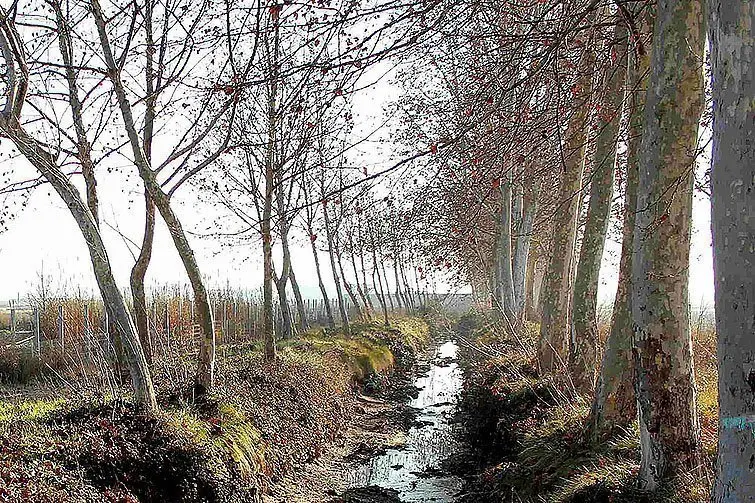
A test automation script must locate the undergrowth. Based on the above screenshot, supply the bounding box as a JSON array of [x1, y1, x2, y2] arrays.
[[456, 313, 714, 503], [0, 316, 430, 502]]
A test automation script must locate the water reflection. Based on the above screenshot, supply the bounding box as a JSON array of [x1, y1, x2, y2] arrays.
[[345, 341, 464, 502]]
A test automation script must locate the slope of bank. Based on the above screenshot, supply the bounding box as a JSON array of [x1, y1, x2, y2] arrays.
[[453, 314, 716, 503], [0, 318, 430, 503]]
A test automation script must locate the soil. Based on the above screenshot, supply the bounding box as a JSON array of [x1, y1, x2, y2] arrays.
[[265, 337, 432, 502]]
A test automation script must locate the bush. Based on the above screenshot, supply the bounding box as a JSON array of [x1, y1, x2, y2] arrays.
[[0, 340, 43, 384]]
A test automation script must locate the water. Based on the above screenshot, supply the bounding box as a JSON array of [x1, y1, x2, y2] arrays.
[[346, 340, 465, 502]]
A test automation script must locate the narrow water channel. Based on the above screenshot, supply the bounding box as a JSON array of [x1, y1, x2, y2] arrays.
[[346, 340, 465, 502]]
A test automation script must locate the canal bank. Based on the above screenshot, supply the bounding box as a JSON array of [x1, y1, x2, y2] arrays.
[[268, 325, 474, 503]]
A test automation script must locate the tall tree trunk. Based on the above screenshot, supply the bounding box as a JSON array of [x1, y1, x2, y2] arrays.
[[288, 267, 308, 330], [273, 270, 293, 340], [323, 206, 350, 334], [261, 34, 278, 359], [393, 257, 405, 311], [513, 179, 541, 320], [336, 243, 363, 321], [539, 22, 597, 373], [590, 5, 653, 439], [372, 251, 390, 326], [571, 20, 628, 392], [92, 1, 215, 394], [360, 244, 377, 313], [708, 2, 755, 500], [349, 242, 372, 319], [309, 231, 336, 328], [0, 120, 157, 410], [412, 260, 423, 308], [275, 167, 294, 339], [495, 175, 517, 321], [130, 193, 156, 365], [262, 216, 276, 359], [128, 0, 161, 366], [631, 0, 705, 489], [401, 261, 415, 310], [129, 0, 158, 364], [380, 259, 395, 312], [524, 241, 539, 323]]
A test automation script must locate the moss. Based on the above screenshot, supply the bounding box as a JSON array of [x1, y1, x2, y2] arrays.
[[389, 317, 431, 349], [294, 319, 428, 382], [164, 402, 266, 480]]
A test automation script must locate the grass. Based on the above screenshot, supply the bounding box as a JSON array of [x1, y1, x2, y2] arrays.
[[0, 397, 66, 423]]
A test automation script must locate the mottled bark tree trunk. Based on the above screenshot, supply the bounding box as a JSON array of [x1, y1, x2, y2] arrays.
[[590, 4, 654, 438], [400, 260, 415, 312], [513, 179, 541, 320], [0, 7, 157, 409], [393, 257, 405, 311], [524, 241, 539, 323], [274, 269, 293, 340], [130, 193, 156, 365], [288, 267, 307, 330], [370, 228, 390, 326], [571, 20, 628, 392], [373, 258, 390, 326], [361, 242, 378, 313], [262, 213, 276, 359], [631, 0, 705, 489], [92, 1, 216, 393], [336, 238, 363, 321], [261, 34, 278, 359], [309, 232, 336, 328], [275, 166, 294, 340], [129, 0, 158, 363], [380, 260, 395, 312], [349, 240, 372, 319], [708, 2, 755, 500], [0, 123, 157, 410], [495, 175, 517, 322], [539, 25, 596, 372]]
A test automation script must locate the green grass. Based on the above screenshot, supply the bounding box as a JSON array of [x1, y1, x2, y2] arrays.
[[0, 397, 66, 423]]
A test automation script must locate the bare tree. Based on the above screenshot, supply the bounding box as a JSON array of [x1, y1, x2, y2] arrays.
[[0, 9, 157, 410]]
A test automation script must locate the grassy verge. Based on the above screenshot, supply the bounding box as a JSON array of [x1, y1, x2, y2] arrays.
[[0, 316, 430, 503], [455, 314, 715, 503]]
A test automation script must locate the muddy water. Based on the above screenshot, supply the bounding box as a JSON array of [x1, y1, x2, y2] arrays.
[[345, 340, 465, 502]]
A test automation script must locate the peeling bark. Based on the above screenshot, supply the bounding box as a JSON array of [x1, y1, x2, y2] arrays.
[[571, 19, 628, 392], [539, 13, 597, 373], [91, 0, 216, 394], [513, 179, 541, 320], [708, 1, 755, 500], [0, 13, 156, 410], [631, 0, 705, 488], [590, 4, 654, 439]]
